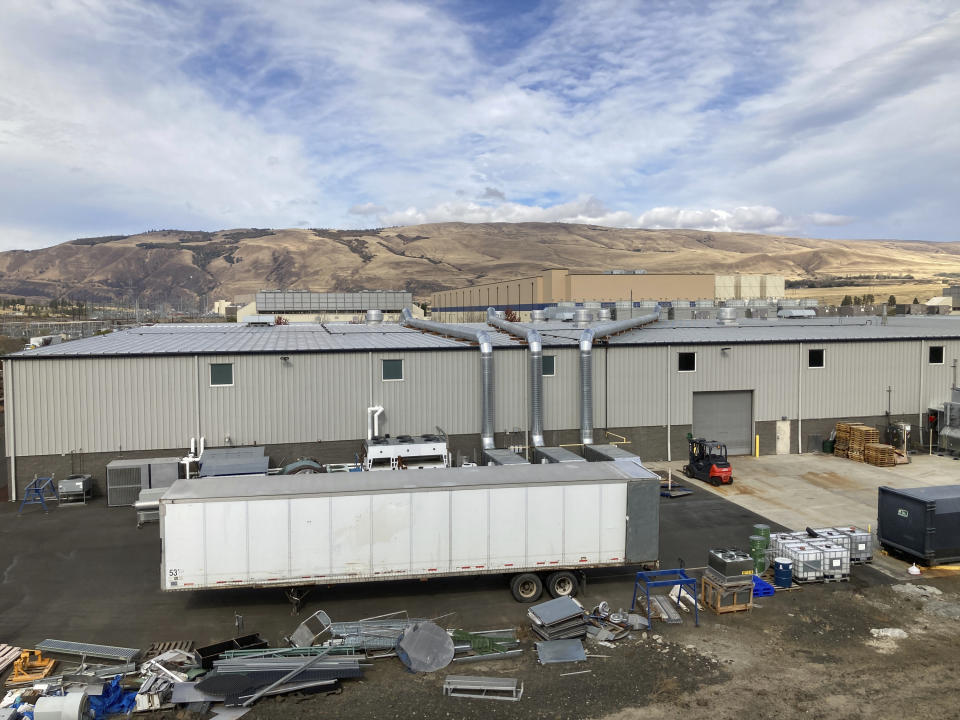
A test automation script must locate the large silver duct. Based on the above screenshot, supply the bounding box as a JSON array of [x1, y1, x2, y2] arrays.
[[486, 308, 545, 447], [401, 309, 495, 450], [579, 312, 659, 445]]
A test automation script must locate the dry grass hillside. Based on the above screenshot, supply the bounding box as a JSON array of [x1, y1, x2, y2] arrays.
[[0, 223, 958, 304]]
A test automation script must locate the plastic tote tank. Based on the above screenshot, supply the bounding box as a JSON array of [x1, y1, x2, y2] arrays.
[[877, 485, 960, 565]]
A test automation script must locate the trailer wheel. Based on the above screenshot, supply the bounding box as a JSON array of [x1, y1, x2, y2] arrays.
[[510, 573, 543, 603], [546, 571, 579, 598]]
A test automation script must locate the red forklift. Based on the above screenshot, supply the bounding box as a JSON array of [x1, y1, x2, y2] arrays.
[[683, 438, 733, 486]]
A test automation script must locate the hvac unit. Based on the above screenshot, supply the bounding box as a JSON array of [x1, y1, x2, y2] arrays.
[[106, 457, 183, 507]]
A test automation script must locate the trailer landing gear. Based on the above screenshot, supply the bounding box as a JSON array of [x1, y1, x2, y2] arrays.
[[284, 587, 311, 615]]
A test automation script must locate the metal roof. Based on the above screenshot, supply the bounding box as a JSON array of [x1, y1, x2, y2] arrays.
[[160, 460, 658, 501], [12, 316, 960, 359]]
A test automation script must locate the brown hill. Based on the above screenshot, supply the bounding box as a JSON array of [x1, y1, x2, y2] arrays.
[[0, 223, 957, 305]]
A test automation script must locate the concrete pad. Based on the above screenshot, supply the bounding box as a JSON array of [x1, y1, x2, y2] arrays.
[[650, 452, 960, 577]]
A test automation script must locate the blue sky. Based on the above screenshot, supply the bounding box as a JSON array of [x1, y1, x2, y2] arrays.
[[0, 0, 957, 249]]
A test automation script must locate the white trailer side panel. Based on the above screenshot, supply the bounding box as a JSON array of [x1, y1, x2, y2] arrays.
[[289, 497, 331, 579], [164, 502, 205, 589], [370, 493, 411, 576], [160, 462, 657, 591], [248, 500, 290, 582], [451, 489, 488, 571], [600, 483, 628, 563], [488, 487, 527, 570], [332, 495, 371, 575], [204, 502, 248, 584], [563, 484, 600, 564], [411, 491, 450, 573], [526, 486, 563, 566]]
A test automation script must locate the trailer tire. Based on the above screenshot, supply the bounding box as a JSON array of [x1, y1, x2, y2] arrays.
[[510, 573, 543, 603], [546, 571, 579, 598]]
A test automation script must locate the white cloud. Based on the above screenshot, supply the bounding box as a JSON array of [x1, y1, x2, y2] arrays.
[[0, 1, 956, 248]]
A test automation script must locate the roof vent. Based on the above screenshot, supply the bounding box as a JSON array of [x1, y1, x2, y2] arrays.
[[716, 307, 738, 326], [366, 309, 384, 324]]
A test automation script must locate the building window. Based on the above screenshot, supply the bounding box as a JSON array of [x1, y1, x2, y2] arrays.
[[678, 352, 696, 372], [542, 355, 556, 377], [210, 363, 233, 386], [382, 359, 404, 381], [929, 345, 944, 364], [808, 349, 825, 368]]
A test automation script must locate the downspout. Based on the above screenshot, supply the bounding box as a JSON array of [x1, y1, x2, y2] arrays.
[[579, 312, 659, 445], [6, 360, 15, 502], [486, 308, 544, 447], [402, 309, 495, 450]]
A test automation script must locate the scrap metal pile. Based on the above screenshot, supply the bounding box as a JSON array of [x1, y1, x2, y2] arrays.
[[0, 610, 523, 717]]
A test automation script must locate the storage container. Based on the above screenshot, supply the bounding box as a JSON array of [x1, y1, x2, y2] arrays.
[[877, 485, 960, 565]]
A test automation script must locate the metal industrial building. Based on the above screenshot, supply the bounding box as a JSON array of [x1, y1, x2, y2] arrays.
[[232, 289, 414, 323], [4, 313, 960, 501], [431, 269, 785, 321]]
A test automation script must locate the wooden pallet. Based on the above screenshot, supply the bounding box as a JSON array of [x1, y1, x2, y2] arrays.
[[0, 644, 22, 675], [758, 572, 802, 592], [701, 575, 753, 614], [864, 443, 896, 467]]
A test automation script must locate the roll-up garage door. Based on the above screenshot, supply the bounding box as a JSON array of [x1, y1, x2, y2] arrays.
[[692, 391, 753, 455]]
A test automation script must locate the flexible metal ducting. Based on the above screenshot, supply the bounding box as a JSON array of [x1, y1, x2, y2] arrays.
[[401, 309, 496, 449], [579, 312, 659, 445], [485, 307, 545, 447]]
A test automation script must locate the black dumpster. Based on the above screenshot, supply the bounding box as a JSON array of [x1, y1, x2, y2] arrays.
[[877, 485, 960, 565]]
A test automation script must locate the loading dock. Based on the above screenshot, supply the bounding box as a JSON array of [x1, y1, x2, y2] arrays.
[[693, 390, 753, 456]]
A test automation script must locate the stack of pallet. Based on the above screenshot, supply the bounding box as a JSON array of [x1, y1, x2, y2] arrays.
[[864, 442, 897, 467], [847, 424, 880, 462], [833, 422, 853, 458]]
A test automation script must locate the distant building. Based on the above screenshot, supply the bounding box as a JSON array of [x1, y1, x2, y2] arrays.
[[212, 300, 242, 320], [943, 285, 960, 311], [237, 289, 414, 323], [432, 269, 784, 322]]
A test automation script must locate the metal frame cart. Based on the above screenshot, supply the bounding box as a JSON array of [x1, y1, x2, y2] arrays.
[[18, 474, 59, 514], [630, 568, 699, 627]]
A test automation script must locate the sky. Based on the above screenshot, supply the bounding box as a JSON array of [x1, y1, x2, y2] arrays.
[[0, 0, 957, 250]]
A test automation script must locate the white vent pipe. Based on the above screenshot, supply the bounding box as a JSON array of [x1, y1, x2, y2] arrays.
[[367, 405, 384, 440], [579, 312, 659, 444], [401, 309, 496, 450], [486, 307, 544, 447]]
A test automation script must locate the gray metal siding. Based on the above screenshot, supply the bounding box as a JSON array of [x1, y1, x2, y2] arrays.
[[542, 348, 588, 432], [198, 353, 368, 445], [10, 356, 197, 455], [492, 349, 527, 435], [800, 341, 940, 418], [373, 350, 481, 437], [8, 337, 960, 460]]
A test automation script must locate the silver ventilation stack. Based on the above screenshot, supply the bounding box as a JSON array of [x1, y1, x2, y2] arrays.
[[578, 311, 659, 445], [401, 309, 496, 450], [486, 307, 544, 447]]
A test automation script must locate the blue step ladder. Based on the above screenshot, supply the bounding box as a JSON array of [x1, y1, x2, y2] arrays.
[[18, 474, 59, 514]]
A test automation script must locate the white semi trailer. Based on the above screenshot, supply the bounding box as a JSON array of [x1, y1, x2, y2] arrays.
[[160, 460, 660, 602]]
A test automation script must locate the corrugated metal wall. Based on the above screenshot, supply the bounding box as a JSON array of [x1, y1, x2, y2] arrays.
[[7, 338, 960, 458], [8, 356, 197, 455]]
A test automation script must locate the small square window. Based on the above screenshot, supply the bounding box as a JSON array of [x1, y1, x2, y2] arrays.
[[210, 363, 233, 386], [542, 355, 556, 377], [678, 352, 696, 372], [929, 346, 944, 364], [382, 358, 404, 381], [808, 349, 825, 368]]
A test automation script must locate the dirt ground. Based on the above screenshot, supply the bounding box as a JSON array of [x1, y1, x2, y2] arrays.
[[216, 571, 960, 720]]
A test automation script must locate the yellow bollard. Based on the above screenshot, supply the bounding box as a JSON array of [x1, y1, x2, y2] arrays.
[[755, 434, 760, 458]]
